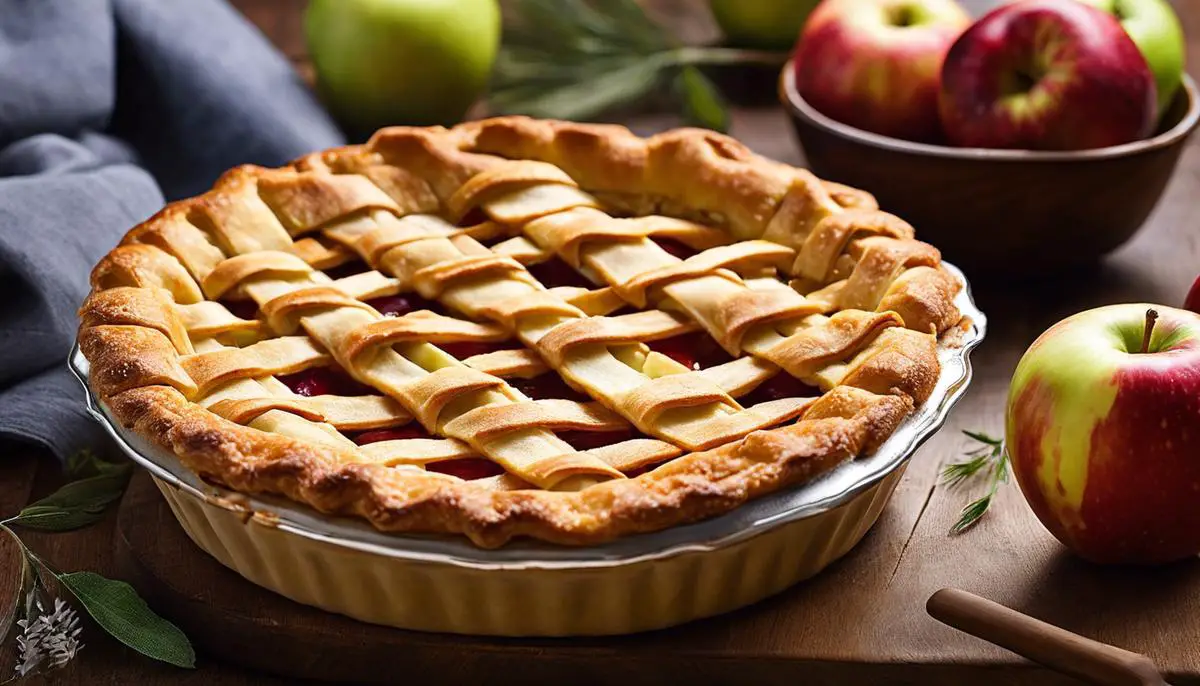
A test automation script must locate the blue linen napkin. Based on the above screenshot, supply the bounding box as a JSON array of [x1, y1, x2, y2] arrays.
[[0, 0, 344, 460]]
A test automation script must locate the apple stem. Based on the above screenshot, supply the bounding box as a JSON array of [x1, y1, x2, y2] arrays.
[[1141, 308, 1159, 354]]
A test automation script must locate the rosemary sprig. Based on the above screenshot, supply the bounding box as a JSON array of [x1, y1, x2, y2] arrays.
[[941, 431, 1010, 534], [489, 0, 787, 131]]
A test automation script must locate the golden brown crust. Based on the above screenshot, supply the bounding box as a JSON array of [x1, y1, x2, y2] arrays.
[[104, 383, 912, 547], [79, 117, 960, 547]]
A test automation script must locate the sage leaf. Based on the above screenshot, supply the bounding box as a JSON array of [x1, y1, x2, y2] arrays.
[[9, 465, 132, 532], [675, 66, 730, 132], [12, 506, 114, 533], [66, 450, 128, 480], [492, 0, 743, 125], [57, 572, 194, 669]]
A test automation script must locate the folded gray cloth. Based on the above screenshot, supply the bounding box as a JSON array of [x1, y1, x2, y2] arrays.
[[0, 0, 343, 460]]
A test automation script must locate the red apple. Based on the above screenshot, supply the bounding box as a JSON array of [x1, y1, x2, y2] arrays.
[[1186, 276, 1200, 313], [1006, 304, 1200, 564], [939, 0, 1157, 150], [792, 0, 970, 143]]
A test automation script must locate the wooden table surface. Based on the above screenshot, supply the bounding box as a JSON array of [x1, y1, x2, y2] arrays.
[[4, 0, 1200, 684]]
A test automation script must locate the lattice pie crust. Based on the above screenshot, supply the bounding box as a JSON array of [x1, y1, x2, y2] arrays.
[[79, 118, 963, 547]]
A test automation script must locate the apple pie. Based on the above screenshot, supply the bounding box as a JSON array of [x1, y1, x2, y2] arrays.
[[78, 117, 963, 547]]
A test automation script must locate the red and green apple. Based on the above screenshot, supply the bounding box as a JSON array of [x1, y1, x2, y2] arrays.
[[1006, 304, 1200, 564], [1077, 0, 1186, 117], [1186, 276, 1200, 313], [792, 0, 971, 143], [939, 0, 1157, 150]]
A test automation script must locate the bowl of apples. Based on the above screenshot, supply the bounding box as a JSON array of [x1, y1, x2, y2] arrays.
[[779, 0, 1198, 278]]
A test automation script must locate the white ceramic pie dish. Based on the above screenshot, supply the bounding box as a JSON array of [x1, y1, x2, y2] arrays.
[[71, 263, 984, 636]]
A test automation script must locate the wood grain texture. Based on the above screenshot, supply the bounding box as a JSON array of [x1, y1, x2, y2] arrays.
[[1, 0, 1197, 683], [0, 458, 37, 679]]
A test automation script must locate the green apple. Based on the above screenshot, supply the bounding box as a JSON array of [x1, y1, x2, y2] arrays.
[[709, 0, 822, 51], [305, 0, 500, 134], [1077, 0, 1186, 116]]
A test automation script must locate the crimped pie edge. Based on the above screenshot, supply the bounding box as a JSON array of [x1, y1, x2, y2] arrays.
[[78, 117, 953, 548]]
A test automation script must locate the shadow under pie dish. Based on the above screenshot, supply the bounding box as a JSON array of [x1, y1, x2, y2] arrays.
[[75, 117, 982, 634]]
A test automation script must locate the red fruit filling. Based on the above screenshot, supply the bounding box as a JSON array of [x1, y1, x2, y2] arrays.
[[427, 458, 506, 480], [438, 338, 524, 360], [738, 372, 821, 407], [352, 425, 431, 445], [352, 428, 504, 481], [527, 258, 593, 290], [220, 299, 259, 320], [277, 365, 381, 397], [556, 428, 638, 452], [652, 238, 698, 260], [323, 259, 370, 281], [507, 374, 589, 402], [365, 293, 444, 318], [457, 207, 490, 227], [624, 460, 671, 478], [647, 332, 731, 371], [475, 233, 507, 248]]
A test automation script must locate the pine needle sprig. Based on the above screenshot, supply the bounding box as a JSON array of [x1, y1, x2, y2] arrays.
[[490, 0, 787, 131], [940, 450, 991, 488], [941, 431, 1009, 534]]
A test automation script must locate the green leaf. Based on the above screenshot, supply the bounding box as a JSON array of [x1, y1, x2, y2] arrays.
[[492, 0, 780, 125], [940, 452, 991, 488], [595, 0, 671, 50], [566, 0, 661, 51], [950, 493, 993, 534], [506, 0, 600, 55], [944, 429, 1011, 534], [962, 429, 1002, 446], [58, 572, 194, 669], [993, 449, 1011, 484], [491, 0, 677, 120], [13, 506, 112, 532], [66, 450, 128, 480], [674, 66, 730, 132], [9, 464, 132, 532], [492, 59, 664, 121]]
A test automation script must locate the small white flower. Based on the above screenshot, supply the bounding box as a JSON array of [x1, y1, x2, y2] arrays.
[[13, 597, 83, 677]]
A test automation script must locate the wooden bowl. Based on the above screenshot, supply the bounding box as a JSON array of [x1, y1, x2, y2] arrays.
[[779, 61, 1200, 277]]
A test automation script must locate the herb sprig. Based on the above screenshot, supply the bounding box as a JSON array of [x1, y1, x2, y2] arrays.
[[490, 0, 787, 131], [1, 452, 194, 679], [941, 431, 1009, 534]]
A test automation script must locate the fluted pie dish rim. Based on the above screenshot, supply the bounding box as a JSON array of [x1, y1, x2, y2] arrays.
[[72, 286, 980, 569]]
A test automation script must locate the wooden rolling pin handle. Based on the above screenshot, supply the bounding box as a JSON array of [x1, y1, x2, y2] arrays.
[[927, 588, 1165, 686]]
